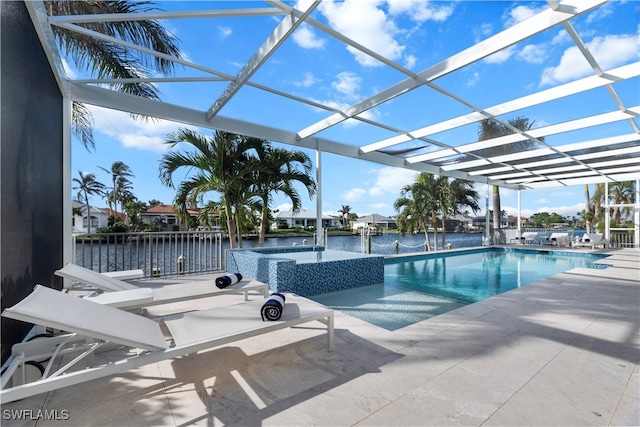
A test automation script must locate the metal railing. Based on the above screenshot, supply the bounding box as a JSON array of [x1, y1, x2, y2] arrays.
[[504, 228, 576, 246], [73, 231, 224, 277], [505, 227, 636, 248], [609, 230, 636, 248]]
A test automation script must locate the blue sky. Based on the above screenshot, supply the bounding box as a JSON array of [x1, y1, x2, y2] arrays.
[[70, 0, 640, 220]]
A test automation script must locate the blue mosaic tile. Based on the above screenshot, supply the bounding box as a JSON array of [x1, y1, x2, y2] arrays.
[[226, 247, 384, 296]]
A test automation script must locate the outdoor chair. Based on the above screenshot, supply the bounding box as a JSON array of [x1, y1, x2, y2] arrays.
[[0, 285, 334, 403], [55, 263, 268, 310], [521, 232, 538, 244], [573, 233, 608, 249], [545, 232, 570, 246]]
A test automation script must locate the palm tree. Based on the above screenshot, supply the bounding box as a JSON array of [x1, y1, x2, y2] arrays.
[[438, 178, 480, 247], [609, 181, 635, 225], [46, 0, 182, 151], [72, 170, 106, 233], [591, 183, 606, 232], [159, 129, 262, 248], [252, 142, 317, 247], [338, 205, 351, 229], [99, 161, 134, 219], [584, 184, 592, 233], [477, 117, 544, 244], [394, 172, 439, 251]]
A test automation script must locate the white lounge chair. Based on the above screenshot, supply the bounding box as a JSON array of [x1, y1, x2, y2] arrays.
[[545, 232, 570, 246], [55, 263, 268, 309], [573, 233, 608, 249], [521, 232, 538, 244], [0, 285, 334, 403]]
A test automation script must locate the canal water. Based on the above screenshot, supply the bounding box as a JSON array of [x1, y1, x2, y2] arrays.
[[75, 232, 484, 275], [236, 232, 483, 255]]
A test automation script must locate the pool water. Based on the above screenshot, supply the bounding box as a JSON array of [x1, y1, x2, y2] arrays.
[[310, 249, 607, 331], [270, 249, 379, 263]]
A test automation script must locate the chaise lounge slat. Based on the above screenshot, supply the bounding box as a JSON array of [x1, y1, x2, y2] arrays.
[[3, 285, 167, 351], [55, 263, 269, 309], [1, 285, 334, 403]]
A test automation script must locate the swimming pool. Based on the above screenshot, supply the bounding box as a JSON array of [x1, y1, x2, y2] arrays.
[[309, 248, 608, 331]]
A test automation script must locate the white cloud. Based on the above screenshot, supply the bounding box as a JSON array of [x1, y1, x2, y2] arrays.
[[307, 71, 383, 127], [88, 106, 191, 153], [404, 54, 417, 69], [517, 44, 546, 64], [467, 71, 480, 87], [118, 134, 167, 152], [340, 167, 416, 210], [551, 29, 570, 45], [342, 188, 367, 202], [332, 71, 362, 99], [386, 0, 454, 23], [503, 5, 544, 27], [293, 72, 319, 88], [484, 45, 516, 64], [585, 2, 614, 24], [474, 22, 494, 43], [218, 26, 232, 39], [316, 0, 454, 68], [293, 25, 326, 49], [368, 166, 418, 197], [319, 0, 404, 67], [540, 33, 640, 86]]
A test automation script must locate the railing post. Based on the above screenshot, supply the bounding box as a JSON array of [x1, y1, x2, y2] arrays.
[[149, 234, 156, 277]]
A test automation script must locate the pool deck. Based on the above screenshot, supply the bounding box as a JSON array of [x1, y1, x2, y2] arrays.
[[2, 247, 638, 426]]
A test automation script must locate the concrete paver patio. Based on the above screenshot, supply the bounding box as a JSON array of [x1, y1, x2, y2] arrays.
[[1, 248, 638, 426]]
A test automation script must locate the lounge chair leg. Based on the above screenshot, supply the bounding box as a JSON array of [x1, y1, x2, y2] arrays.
[[327, 313, 334, 352]]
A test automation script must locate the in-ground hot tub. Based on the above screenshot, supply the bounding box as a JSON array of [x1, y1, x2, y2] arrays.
[[226, 247, 385, 296]]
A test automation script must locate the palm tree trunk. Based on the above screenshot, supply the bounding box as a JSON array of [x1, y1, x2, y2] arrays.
[[441, 214, 447, 248], [431, 211, 438, 251], [492, 185, 501, 244], [235, 205, 244, 248], [584, 184, 591, 233], [224, 200, 237, 249], [84, 190, 92, 234], [423, 227, 431, 252], [259, 200, 269, 247]]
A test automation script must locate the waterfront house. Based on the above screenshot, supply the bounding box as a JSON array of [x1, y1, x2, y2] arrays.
[[72, 201, 109, 234], [139, 204, 202, 231], [272, 209, 338, 230], [351, 214, 397, 232]]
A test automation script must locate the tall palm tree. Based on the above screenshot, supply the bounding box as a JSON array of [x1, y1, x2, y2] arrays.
[[609, 181, 635, 225], [252, 142, 317, 247], [99, 161, 134, 218], [159, 129, 262, 248], [338, 205, 351, 229], [477, 117, 543, 244], [72, 170, 106, 233], [584, 184, 592, 233], [591, 183, 606, 232], [46, 0, 182, 151], [394, 172, 439, 251], [438, 178, 480, 247]]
